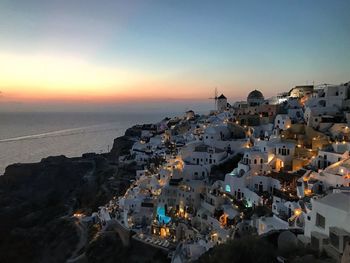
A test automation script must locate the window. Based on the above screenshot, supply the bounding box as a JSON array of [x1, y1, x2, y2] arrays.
[[225, 184, 231, 192], [316, 213, 325, 229]]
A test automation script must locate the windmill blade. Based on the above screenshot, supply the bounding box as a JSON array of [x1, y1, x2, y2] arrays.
[[208, 87, 219, 109]]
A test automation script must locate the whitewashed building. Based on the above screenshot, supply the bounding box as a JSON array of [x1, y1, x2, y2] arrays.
[[217, 94, 228, 112], [274, 114, 292, 131], [303, 191, 350, 261]]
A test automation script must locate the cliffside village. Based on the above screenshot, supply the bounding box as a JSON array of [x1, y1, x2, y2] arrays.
[[95, 83, 350, 262]]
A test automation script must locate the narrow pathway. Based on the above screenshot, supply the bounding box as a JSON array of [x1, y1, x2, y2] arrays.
[[66, 219, 87, 263]]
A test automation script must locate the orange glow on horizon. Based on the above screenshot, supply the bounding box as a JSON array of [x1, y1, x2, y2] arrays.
[[2, 84, 214, 103], [0, 51, 273, 103], [0, 52, 218, 103], [3, 90, 211, 103]]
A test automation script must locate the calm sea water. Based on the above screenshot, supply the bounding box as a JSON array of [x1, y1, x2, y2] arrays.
[[0, 111, 170, 175]]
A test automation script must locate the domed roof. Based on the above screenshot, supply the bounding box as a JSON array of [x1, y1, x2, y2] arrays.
[[247, 89, 264, 100]]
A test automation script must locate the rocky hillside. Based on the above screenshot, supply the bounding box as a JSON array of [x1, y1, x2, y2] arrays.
[[109, 126, 142, 160], [0, 146, 138, 263], [0, 123, 163, 263], [196, 235, 332, 263]]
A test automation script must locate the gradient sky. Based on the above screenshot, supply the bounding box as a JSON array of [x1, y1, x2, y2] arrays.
[[0, 0, 349, 111]]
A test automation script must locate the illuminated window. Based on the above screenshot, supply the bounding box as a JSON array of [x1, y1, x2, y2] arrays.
[[225, 184, 231, 193]]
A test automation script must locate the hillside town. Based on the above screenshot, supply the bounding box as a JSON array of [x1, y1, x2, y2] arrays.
[[96, 82, 350, 263]]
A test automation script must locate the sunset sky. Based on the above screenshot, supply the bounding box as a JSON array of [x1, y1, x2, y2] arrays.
[[0, 0, 349, 110]]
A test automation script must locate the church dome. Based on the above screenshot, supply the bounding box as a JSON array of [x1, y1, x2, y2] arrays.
[[247, 90, 264, 100], [247, 89, 264, 106]]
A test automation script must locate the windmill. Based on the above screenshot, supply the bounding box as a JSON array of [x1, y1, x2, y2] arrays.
[[208, 87, 218, 109]]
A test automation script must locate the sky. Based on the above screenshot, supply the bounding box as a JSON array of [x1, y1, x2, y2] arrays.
[[0, 0, 349, 111]]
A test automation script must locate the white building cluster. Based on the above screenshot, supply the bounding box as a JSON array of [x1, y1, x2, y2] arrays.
[[97, 81, 350, 263]]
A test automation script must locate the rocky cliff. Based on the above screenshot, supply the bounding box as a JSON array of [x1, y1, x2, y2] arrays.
[[0, 125, 155, 263], [0, 146, 136, 263], [108, 126, 141, 161]]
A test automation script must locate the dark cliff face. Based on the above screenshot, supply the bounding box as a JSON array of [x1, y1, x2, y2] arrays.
[[109, 135, 135, 160], [0, 126, 148, 263], [0, 154, 118, 263], [109, 126, 142, 160], [124, 126, 143, 137]]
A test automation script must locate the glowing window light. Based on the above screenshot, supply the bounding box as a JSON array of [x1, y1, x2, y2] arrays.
[[294, 209, 302, 216], [225, 184, 231, 193]]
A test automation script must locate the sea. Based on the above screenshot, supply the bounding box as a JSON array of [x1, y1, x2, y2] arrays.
[[0, 111, 175, 175]]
